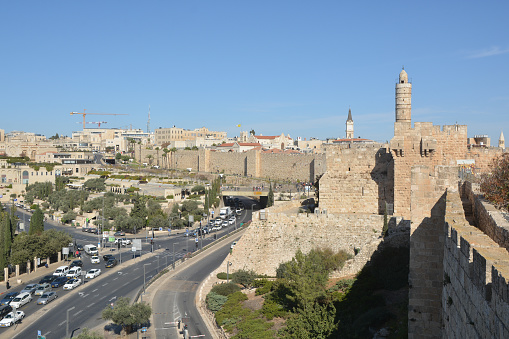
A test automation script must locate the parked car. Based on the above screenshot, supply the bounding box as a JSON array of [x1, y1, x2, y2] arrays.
[[103, 254, 114, 262], [105, 259, 118, 268], [63, 278, 82, 290], [53, 265, 69, 277], [114, 238, 131, 246], [212, 225, 221, 231], [91, 256, 100, 264], [70, 260, 83, 267], [231, 241, 237, 249], [85, 269, 101, 279], [10, 292, 31, 308], [0, 305, 13, 319], [236, 208, 242, 215], [51, 276, 69, 288], [66, 267, 82, 278], [0, 311, 25, 327], [76, 244, 84, 251], [0, 293, 18, 306], [34, 283, 51, 296], [20, 283, 39, 295], [38, 275, 57, 285], [114, 231, 125, 236], [81, 227, 89, 232], [37, 291, 57, 305]]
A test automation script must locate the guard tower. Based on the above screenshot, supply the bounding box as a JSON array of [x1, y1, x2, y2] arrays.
[[395, 69, 412, 123]]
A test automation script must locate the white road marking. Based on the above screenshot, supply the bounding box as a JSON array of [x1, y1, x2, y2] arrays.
[[113, 277, 118, 281], [87, 302, 95, 308], [102, 283, 108, 286], [92, 289, 98, 292], [74, 310, 83, 316], [58, 320, 66, 327]]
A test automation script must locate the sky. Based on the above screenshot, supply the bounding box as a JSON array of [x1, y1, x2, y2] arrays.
[[1, 1, 508, 143]]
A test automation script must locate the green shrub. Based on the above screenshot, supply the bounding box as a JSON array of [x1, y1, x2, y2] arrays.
[[261, 299, 286, 320], [217, 272, 227, 280], [206, 292, 228, 313], [253, 279, 273, 296], [232, 269, 257, 288], [211, 282, 241, 296]]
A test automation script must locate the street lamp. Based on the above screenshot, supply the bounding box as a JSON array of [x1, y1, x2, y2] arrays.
[[66, 306, 75, 338], [172, 243, 175, 269], [227, 261, 232, 283], [142, 263, 151, 302]]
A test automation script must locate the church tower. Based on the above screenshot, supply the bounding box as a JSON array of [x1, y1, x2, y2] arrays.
[[345, 108, 354, 139], [395, 68, 412, 123], [499, 131, 505, 149]]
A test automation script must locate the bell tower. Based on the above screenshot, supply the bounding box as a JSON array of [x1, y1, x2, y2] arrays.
[[346, 108, 354, 139], [395, 68, 412, 123], [499, 131, 505, 149]]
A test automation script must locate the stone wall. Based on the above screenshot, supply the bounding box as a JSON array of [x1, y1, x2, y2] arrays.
[[225, 202, 385, 277], [319, 143, 393, 215], [442, 188, 509, 338]]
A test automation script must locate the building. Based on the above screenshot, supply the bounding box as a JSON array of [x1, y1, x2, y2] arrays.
[[154, 126, 226, 146]]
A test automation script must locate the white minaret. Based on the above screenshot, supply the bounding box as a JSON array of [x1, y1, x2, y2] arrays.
[[396, 68, 412, 123], [346, 108, 354, 139], [499, 131, 505, 149]]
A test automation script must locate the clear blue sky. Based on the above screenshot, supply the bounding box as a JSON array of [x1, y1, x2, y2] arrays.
[[1, 1, 508, 143]]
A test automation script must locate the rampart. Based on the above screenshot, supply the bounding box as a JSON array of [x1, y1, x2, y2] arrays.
[[442, 187, 509, 338], [226, 201, 385, 277]]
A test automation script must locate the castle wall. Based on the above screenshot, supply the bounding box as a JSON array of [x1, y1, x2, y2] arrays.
[[442, 189, 509, 338], [319, 143, 393, 215], [226, 203, 384, 277], [466, 147, 506, 173], [260, 153, 325, 183]]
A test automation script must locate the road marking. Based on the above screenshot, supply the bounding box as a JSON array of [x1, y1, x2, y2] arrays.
[[92, 289, 98, 292], [58, 320, 66, 327], [87, 302, 95, 308], [43, 331, 51, 337], [102, 283, 108, 286], [113, 277, 118, 281], [82, 293, 89, 298], [74, 310, 83, 316], [109, 296, 117, 302]]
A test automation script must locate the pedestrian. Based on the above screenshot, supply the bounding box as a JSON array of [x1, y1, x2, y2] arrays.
[[6, 280, 9, 290], [45, 263, 49, 269]]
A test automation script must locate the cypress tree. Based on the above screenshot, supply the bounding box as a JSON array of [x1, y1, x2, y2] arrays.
[[29, 207, 45, 235], [267, 182, 274, 207]]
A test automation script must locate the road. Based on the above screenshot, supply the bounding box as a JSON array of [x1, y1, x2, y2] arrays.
[[3, 196, 256, 338]]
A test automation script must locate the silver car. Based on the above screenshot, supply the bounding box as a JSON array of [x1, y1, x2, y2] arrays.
[[37, 292, 57, 305], [34, 283, 51, 296], [20, 284, 39, 295]]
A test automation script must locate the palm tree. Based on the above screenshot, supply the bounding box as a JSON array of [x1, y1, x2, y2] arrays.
[[146, 154, 153, 166], [155, 147, 160, 166], [163, 148, 169, 169]]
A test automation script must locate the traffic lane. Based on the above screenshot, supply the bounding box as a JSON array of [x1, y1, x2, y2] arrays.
[[153, 233, 243, 339]]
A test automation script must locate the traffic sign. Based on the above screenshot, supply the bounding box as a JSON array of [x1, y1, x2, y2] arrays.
[[159, 227, 163, 231]]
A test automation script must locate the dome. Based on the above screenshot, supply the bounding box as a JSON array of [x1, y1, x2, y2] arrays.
[[399, 69, 408, 83]]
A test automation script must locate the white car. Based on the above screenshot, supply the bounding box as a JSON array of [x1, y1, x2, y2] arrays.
[[0, 311, 25, 327], [221, 221, 228, 228], [63, 279, 82, 290], [114, 238, 132, 246], [228, 217, 236, 225], [211, 225, 221, 231], [85, 269, 101, 279], [10, 292, 32, 308], [91, 256, 100, 264], [66, 267, 82, 278], [231, 241, 237, 249]]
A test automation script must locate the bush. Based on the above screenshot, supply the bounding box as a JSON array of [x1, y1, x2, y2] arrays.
[[232, 269, 257, 288], [480, 154, 509, 210], [206, 292, 228, 313], [217, 272, 227, 280], [211, 282, 241, 296], [261, 299, 286, 320], [254, 279, 273, 296]]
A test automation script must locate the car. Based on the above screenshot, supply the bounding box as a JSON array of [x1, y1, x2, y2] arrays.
[[63, 278, 82, 290], [53, 265, 69, 277], [91, 256, 100, 264], [212, 225, 221, 231], [70, 260, 83, 267], [114, 231, 125, 236], [34, 283, 51, 296], [231, 241, 237, 249], [77, 244, 84, 251], [103, 254, 114, 262], [0, 305, 13, 319], [236, 208, 242, 215], [10, 292, 31, 308], [0, 311, 25, 327], [105, 259, 118, 268], [0, 293, 18, 306], [51, 276, 69, 288], [228, 217, 236, 225], [202, 227, 209, 234], [38, 275, 57, 285], [85, 269, 101, 279], [222, 220, 228, 228], [20, 283, 39, 295], [66, 267, 82, 278], [37, 291, 57, 305], [214, 218, 222, 225], [114, 238, 131, 246]]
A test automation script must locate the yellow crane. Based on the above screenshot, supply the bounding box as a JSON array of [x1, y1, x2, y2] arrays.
[[70, 109, 128, 129]]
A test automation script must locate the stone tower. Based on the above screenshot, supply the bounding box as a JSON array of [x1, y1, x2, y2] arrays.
[[395, 68, 412, 123], [499, 131, 505, 149], [345, 108, 354, 139]]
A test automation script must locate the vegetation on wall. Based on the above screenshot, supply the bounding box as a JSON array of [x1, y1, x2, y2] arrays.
[[480, 154, 509, 210]]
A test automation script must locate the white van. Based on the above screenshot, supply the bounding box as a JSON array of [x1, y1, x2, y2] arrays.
[[84, 244, 98, 255], [66, 267, 82, 278], [53, 265, 69, 277]]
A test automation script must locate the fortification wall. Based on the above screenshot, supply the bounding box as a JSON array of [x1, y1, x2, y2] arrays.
[[226, 203, 384, 277], [260, 153, 325, 182], [466, 147, 505, 174], [442, 189, 509, 338], [209, 151, 248, 176], [319, 143, 393, 215]]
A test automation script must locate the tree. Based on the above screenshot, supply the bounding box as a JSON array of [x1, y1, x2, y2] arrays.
[[29, 207, 45, 235], [191, 185, 205, 194], [154, 147, 160, 166], [130, 195, 147, 220], [74, 328, 102, 339], [102, 297, 152, 334], [267, 182, 274, 207], [233, 269, 257, 288], [83, 178, 106, 192], [480, 154, 509, 210], [115, 152, 122, 160], [249, 129, 256, 135]]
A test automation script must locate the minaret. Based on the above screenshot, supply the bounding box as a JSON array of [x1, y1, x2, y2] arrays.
[[499, 131, 505, 149], [346, 108, 354, 139], [395, 68, 412, 123]]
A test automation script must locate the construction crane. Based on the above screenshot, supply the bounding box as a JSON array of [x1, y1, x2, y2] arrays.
[[70, 109, 128, 129], [76, 121, 108, 128]]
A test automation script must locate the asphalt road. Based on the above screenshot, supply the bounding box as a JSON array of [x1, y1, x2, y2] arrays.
[[3, 196, 256, 338]]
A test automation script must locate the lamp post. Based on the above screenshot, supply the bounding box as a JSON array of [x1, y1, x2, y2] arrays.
[[227, 261, 232, 283], [143, 263, 151, 300], [66, 306, 75, 338], [172, 243, 175, 269]]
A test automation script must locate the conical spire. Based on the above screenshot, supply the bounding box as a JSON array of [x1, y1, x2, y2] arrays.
[[347, 108, 353, 122]]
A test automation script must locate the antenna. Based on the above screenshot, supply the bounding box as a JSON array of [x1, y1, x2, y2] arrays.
[[147, 105, 151, 134]]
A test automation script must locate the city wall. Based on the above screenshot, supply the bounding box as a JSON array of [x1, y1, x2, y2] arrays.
[[137, 148, 326, 182], [224, 201, 385, 277], [442, 187, 509, 338]]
